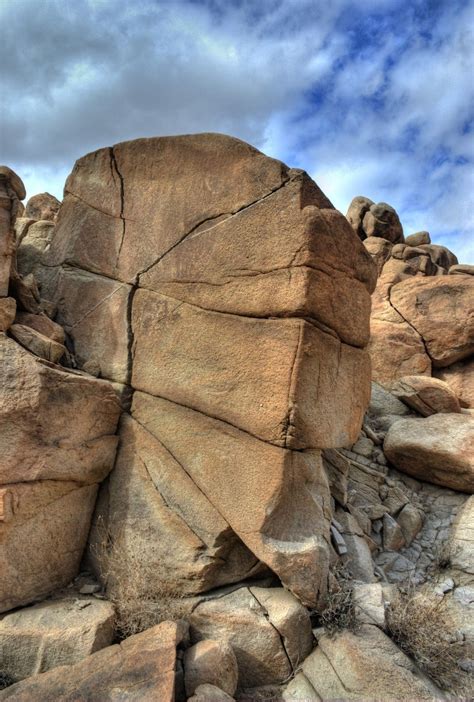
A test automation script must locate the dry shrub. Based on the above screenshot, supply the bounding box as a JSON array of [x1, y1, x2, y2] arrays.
[[387, 585, 469, 694], [319, 561, 358, 636], [93, 519, 190, 639]]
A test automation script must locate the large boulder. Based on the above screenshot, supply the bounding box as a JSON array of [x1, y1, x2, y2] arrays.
[[434, 359, 474, 409], [384, 414, 474, 492], [390, 276, 474, 368], [0, 598, 115, 682], [362, 202, 404, 244], [345, 196, 374, 240], [189, 586, 313, 688], [25, 192, 61, 222], [391, 375, 462, 416], [0, 620, 186, 701], [0, 335, 120, 613], [40, 134, 375, 607], [284, 625, 443, 700]]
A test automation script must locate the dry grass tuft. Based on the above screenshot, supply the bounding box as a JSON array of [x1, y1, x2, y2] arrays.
[[387, 584, 469, 694], [92, 519, 191, 639], [319, 561, 358, 636]]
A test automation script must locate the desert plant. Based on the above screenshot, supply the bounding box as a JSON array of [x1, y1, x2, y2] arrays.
[[92, 518, 190, 638], [318, 561, 358, 636], [387, 584, 470, 694]]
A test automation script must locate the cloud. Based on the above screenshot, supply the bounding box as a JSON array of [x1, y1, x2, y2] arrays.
[[1, 0, 473, 262]]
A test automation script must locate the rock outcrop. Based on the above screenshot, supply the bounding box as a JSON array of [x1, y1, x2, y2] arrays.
[[31, 134, 376, 608]]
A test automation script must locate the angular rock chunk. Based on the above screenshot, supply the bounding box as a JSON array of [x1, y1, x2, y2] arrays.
[[127, 392, 332, 606], [132, 291, 371, 450], [405, 231, 431, 246], [9, 323, 65, 363], [0, 621, 186, 702], [384, 414, 474, 492], [297, 625, 443, 700], [362, 202, 404, 244], [434, 359, 474, 409], [390, 276, 474, 368], [0, 481, 98, 613], [0, 598, 114, 682], [392, 375, 462, 416], [345, 195, 374, 240], [0, 335, 120, 484], [14, 311, 65, 344], [95, 411, 261, 597], [16, 220, 55, 278], [184, 640, 238, 697], [363, 235, 393, 275], [189, 587, 313, 688]]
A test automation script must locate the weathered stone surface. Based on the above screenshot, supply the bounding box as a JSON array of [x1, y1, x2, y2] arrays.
[[362, 202, 404, 244], [41, 135, 374, 607], [392, 375, 462, 416], [352, 583, 391, 628], [0, 481, 98, 613], [9, 323, 65, 362], [0, 298, 15, 332], [283, 672, 321, 701], [323, 449, 349, 505], [363, 235, 393, 274], [0, 620, 186, 702], [418, 243, 458, 270], [346, 195, 374, 240], [188, 684, 235, 702], [383, 513, 406, 550], [448, 496, 474, 576], [0, 598, 114, 682], [189, 587, 313, 688], [449, 263, 474, 276], [184, 640, 238, 697], [336, 510, 376, 582], [132, 291, 370, 451], [25, 192, 61, 221], [384, 414, 474, 492], [397, 503, 424, 545], [16, 220, 55, 278], [298, 625, 442, 700], [0, 335, 120, 484], [405, 231, 430, 246], [113, 392, 332, 605], [14, 311, 65, 343], [0, 166, 26, 200], [434, 359, 474, 409], [390, 276, 474, 368]]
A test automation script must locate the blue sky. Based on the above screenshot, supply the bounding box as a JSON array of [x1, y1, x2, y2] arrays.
[[1, 0, 473, 261]]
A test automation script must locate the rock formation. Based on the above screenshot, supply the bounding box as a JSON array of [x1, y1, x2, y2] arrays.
[[1, 141, 473, 701]]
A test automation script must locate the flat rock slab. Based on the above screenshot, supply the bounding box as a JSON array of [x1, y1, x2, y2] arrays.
[[0, 598, 115, 682], [0, 620, 186, 702], [384, 414, 474, 492]]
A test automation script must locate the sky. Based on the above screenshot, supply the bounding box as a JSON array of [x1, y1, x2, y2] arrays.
[[1, 0, 473, 262]]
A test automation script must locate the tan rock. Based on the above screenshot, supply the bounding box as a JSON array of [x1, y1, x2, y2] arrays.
[[392, 375, 462, 416], [405, 231, 430, 246], [434, 359, 474, 408], [0, 166, 26, 200], [346, 195, 374, 240], [300, 625, 443, 700], [362, 202, 404, 244], [390, 276, 474, 367], [363, 235, 393, 275], [383, 513, 406, 550], [448, 496, 474, 576], [126, 392, 332, 606], [0, 335, 120, 484], [16, 220, 55, 278], [9, 323, 65, 363], [97, 411, 261, 598], [190, 587, 312, 688], [14, 217, 35, 244], [384, 414, 474, 492], [132, 291, 370, 450], [0, 298, 16, 332], [418, 243, 457, 270], [449, 263, 474, 276], [0, 598, 115, 682], [188, 684, 236, 702], [283, 672, 321, 701], [352, 583, 390, 628], [14, 311, 65, 344], [0, 481, 98, 613], [184, 640, 238, 697], [0, 620, 186, 702], [323, 449, 349, 506], [397, 503, 424, 545], [8, 271, 41, 313], [25, 192, 61, 222], [336, 510, 376, 582]]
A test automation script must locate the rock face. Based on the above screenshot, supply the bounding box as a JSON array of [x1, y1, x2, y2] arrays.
[[283, 625, 443, 701], [0, 598, 115, 682], [0, 620, 186, 702], [392, 375, 462, 416], [25, 192, 61, 222], [37, 134, 375, 607], [0, 335, 120, 612], [384, 414, 474, 492]]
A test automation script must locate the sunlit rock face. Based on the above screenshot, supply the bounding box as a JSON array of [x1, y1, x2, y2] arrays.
[[39, 134, 375, 607]]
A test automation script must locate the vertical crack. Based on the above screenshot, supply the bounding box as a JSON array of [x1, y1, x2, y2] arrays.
[[249, 589, 295, 676], [109, 146, 126, 269]]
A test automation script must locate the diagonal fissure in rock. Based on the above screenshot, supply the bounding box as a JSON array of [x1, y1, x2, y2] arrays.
[[109, 146, 126, 269]]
